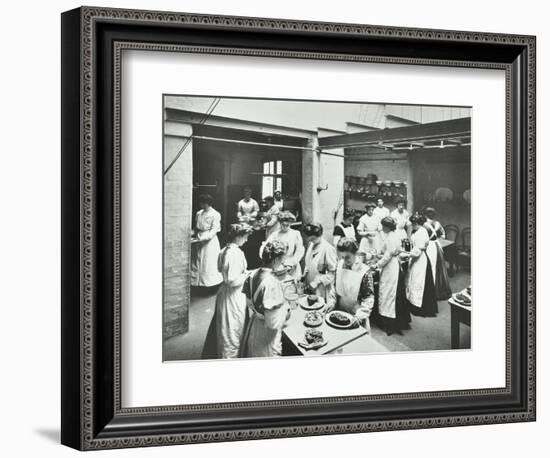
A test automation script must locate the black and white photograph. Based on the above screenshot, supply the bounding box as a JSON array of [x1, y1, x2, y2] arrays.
[[163, 96, 472, 361]]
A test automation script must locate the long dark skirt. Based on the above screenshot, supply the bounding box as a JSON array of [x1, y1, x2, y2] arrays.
[[381, 267, 411, 333], [435, 243, 452, 300], [409, 257, 438, 317]]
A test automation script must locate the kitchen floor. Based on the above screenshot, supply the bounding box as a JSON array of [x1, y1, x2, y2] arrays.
[[164, 270, 471, 361]]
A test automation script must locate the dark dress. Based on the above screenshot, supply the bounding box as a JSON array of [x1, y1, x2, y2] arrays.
[[388, 266, 412, 331], [409, 254, 438, 317], [372, 264, 411, 334], [426, 221, 452, 300]]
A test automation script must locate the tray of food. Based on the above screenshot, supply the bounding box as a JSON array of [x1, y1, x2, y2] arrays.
[[304, 310, 323, 327], [325, 310, 357, 329], [298, 329, 327, 351], [452, 286, 471, 306], [300, 294, 325, 311]]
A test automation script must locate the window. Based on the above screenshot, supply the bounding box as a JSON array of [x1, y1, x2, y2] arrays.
[[262, 160, 283, 198]]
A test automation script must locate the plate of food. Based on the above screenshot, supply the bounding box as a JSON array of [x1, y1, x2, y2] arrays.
[[300, 294, 325, 311], [325, 310, 356, 329], [298, 329, 327, 351], [304, 310, 323, 327], [452, 291, 471, 306]]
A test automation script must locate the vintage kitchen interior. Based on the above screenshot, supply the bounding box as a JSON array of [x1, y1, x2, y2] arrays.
[[163, 96, 472, 361]]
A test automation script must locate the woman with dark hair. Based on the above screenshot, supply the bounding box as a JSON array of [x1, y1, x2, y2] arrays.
[[191, 194, 223, 287], [423, 207, 452, 300], [374, 217, 411, 335], [357, 202, 382, 257], [334, 237, 375, 331], [260, 211, 304, 280], [202, 224, 252, 359], [332, 208, 357, 247], [273, 190, 284, 211], [302, 223, 338, 309], [240, 240, 291, 357], [405, 213, 438, 316], [263, 195, 281, 238]]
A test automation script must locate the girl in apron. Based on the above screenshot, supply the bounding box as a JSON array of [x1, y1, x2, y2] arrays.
[[374, 217, 411, 335], [302, 223, 338, 309], [424, 207, 452, 300], [406, 213, 438, 317], [357, 202, 382, 257], [260, 211, 305, 280], [202, 224, 252, 359], [191, 194, 223, 287], [334, 238, 376, 331], [240, 240, 290, 358], [390, 198, 410, 242], [332, 208, 357, 247]]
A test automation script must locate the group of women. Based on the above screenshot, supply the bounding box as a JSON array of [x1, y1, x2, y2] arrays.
[[192, 192, 452, 360]]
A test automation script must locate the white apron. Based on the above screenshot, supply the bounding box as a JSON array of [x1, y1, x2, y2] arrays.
[[335, 260, 371, 331], [390, 209, 410, 242], [406, 227, 429, 307], [377, 232, 401, 319], [335, 262, 368, 313], [214, 245, 248, 358], [191, 208, 223, 287], [357, 214, 382, 254], [304, 240, 337, 308], [424, 224, 438, 285]]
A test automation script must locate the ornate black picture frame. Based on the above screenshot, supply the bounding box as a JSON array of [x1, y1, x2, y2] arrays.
[[61, 6, 536, 450]]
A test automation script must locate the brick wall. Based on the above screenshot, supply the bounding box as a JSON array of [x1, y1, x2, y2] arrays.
[[163, 126, 192, 340]]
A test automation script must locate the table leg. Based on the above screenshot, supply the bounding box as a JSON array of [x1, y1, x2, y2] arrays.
[[282, 332, 303, 356], [451, 305, 460, 349]]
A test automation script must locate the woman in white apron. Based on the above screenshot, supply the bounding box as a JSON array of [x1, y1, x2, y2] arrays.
[[191, 194, 223, 287], [237, 186, 260, 222], [240, 240, 290, 358], [263, 195, 281, 238], [405, 213, 438, 317], [273, 190, 285, 211], [302, 223, 338, 309], [390, 198, 410, 242], [374, 217, 411, 335], [424, 207, 452, 300], [260, 211, 304, 280], [333, 238, 375, 331], [202, 224, 252, 359], [332, 208, 357, 247], [357, 202, 382, 256]]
